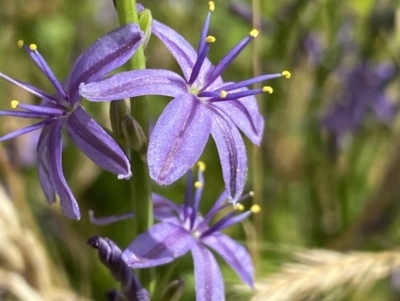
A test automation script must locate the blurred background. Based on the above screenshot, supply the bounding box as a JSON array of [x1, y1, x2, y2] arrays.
[[1, 0, 400, 300]]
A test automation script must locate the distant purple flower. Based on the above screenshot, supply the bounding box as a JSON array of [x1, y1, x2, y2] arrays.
[[322, 63, 396, 137], [121, 162, 256, 301], [80, 2, 289, 203], [0, 24, 143, 219]]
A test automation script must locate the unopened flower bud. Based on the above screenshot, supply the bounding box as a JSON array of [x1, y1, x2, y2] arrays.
[[110, 99, 130, 142], [121, 115, 148, 162], [139, 9, 152, 49]]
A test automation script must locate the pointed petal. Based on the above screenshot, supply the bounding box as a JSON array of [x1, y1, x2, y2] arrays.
[[0, 110, 52, 119], [210, 109, 247, 203], [203, 233, 254, 287], [66, 106, 131, 179], [191, 243, 225, 301], [0, 72, 60, 103], [148, 94, 212, 185], [122, 221, 195, 268], [80, 69, 187, 101], [152, 193, 180, 222], [212, 87, 264, 145], [152, 20, 214, 84], [66, 24, 144, 104], [47, 120, 81, 219], [0, 119, 51, 142], [37, 125, 56, 203]]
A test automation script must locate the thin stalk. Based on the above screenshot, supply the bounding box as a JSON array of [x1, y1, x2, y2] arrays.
[[115, 0, 153, 290], [251, 0, 262, 274]]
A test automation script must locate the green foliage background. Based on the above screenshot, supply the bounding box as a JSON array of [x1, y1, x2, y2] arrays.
[[1, 0, 400, 300]]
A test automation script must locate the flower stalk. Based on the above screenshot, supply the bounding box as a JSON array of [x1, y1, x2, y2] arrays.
[[115, 0, 153, 290]]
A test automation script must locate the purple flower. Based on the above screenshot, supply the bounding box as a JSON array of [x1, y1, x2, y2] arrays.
[[322, 63, 397, 137], [121, 162, 256, 301], [80, 2, 289, 203], [0, 24, 143, 219]]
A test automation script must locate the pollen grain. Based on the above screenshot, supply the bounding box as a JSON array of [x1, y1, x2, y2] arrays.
[[282, 70, 291, 78], [249, 29, 259, 38], [208, 1, 215, 11], [11, 100, 19, 109], [197, 161, 206, 172], [206, 36, 216, 43], [263, 86, 273, 94]]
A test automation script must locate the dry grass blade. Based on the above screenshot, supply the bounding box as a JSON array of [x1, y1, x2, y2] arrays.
[[251, 249, 400, 301], [0, 185, 94, 301]]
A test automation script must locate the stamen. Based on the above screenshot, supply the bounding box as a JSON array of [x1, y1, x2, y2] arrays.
[[262, 86, 273, 94], [235, 203, 245, 211], [202, 33, 257, 90], [29, 44, 38, 51], [11, 100, 19, 109], [26, 44, 68, 100], [249, 29, 259, 38], [216, 73, 282, 92], [194, 181, 203, 188], [17, 40, 24, 48], [205, 36, 216, 43], [197, 161, 206, 172], [208, 1, 215, 11], [189, 41, 212, 85], [197, 2, 214, 55], [220, 90, 228, 98], [251, 204, 261, 213], [282, 70, 291, 78]]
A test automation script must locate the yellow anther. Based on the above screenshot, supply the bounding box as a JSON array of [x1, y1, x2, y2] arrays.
[[208, 1, 215, 12], [235, 203, 245, 211], [17, 40, 24, 48], [262, 86, 273, 94], [205, 36, 216, 43], [282, 70, 291, 79], [29, 44, 37, 51], [197, 161, 206, 172], [220, 90, 228, 98], [11, 100, 19, 109], [194, 181, 203, 188], [249, 191, 254, 197], [249, 29, 259, 38], [251, 204, 261, 213]]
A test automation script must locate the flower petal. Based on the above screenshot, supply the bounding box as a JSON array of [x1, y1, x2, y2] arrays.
[[152, 20, 197, 81], [210, 108, 247, 203], [66, 106, 131, 179], [37, 125, 56, 203], [66, 24, 144, 104], [122, 221, 195, 268], [148, 93, 212, 185], [212, 87, 264, 145], [152, 193, 180, 222], [80, 69, 187, 101], [0, 119, 52, 142], [152, 20, 214, 84], [191, 243, 225, 301], [203, 233, 254, 287], [47, 120, 81, 219]]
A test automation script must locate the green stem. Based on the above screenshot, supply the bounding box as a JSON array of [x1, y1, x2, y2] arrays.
[[115, 0, 153, 290]]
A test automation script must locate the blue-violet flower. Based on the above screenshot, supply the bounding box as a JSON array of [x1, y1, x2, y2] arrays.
[[121, 162, 257, 301], [80, 2, 290, 203], [322, 63, 396, 138], [0, 24, 143, 219]]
